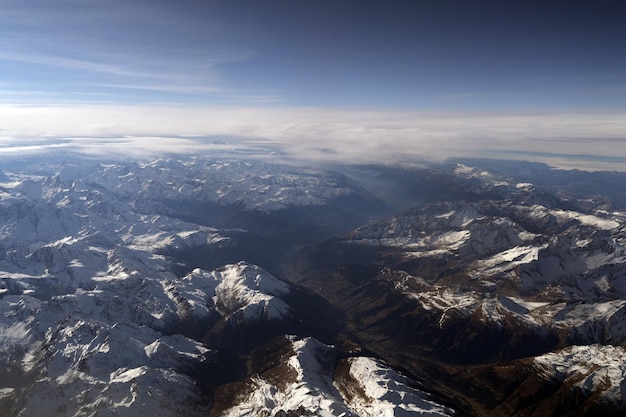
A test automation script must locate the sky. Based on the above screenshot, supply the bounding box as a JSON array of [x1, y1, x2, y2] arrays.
[[0, 0, 625, 169]]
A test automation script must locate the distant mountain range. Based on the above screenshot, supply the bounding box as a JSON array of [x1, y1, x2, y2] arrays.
[[1, 155, 626, 416]]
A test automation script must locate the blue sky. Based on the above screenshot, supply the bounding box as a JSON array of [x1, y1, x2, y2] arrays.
[[0, 0, 625, 169], [2, 0, 625, 108]]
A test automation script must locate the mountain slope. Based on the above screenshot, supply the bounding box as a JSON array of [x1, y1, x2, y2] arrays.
[[211, 336, 455, 417], [0, 157, 387, 416], [283, 164, 626, 416], [3, 156, 626, 416]]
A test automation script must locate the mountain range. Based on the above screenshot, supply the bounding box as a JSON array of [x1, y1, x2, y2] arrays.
[[1, 155, 626, 416]]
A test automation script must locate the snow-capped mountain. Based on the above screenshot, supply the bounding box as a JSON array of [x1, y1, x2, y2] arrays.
[[3, 155, 626, 416], [0, 156, 452, 416], [9, 259, 309, 417], [346, 166, 626, 342], [212, 336, 455, 417], [285, 163, 626, 416]]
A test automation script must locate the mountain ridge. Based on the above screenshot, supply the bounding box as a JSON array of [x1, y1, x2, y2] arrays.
[[2, 156, 626, 416]]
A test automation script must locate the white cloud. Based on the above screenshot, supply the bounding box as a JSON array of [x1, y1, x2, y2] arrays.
[[0, 105, 625, 170]]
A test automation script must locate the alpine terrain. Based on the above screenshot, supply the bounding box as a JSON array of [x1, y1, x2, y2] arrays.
[[1, 154, 626, 417]]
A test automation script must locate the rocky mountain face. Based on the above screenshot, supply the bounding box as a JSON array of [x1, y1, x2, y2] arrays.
[[1, 156, 626, 416], [286, 163, 626, 416]]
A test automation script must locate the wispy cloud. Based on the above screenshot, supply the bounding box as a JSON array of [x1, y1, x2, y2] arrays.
[[0, 52, 164, 80], [0, 1, 263, 104], [0, 105, 624, 170]]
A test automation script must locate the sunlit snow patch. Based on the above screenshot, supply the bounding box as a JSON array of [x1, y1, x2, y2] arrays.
[[474, 244, 546, 276], [552, 209, 619, 230], [501, 296, 549, 313], [336, 356, 455, 417], [535, 344, 626, 403]]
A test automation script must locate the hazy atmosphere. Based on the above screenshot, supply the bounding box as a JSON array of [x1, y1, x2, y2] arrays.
[[1, 0, 625, 169], [5, 3, 626, 416]]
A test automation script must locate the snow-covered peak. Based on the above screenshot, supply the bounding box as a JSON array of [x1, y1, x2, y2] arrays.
[[17, 319, 209, 417], [71, 158, 362, 211], [535, 344, 626, 404], [454, 163, 511, 188], [184, 262, 291, 321], [335, 356, 455, 417], [209, 262, 289, 298], [218, 336, 456, 417]]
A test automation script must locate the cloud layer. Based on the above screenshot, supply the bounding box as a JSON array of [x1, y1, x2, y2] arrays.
[[1, 105, 625, 170]]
